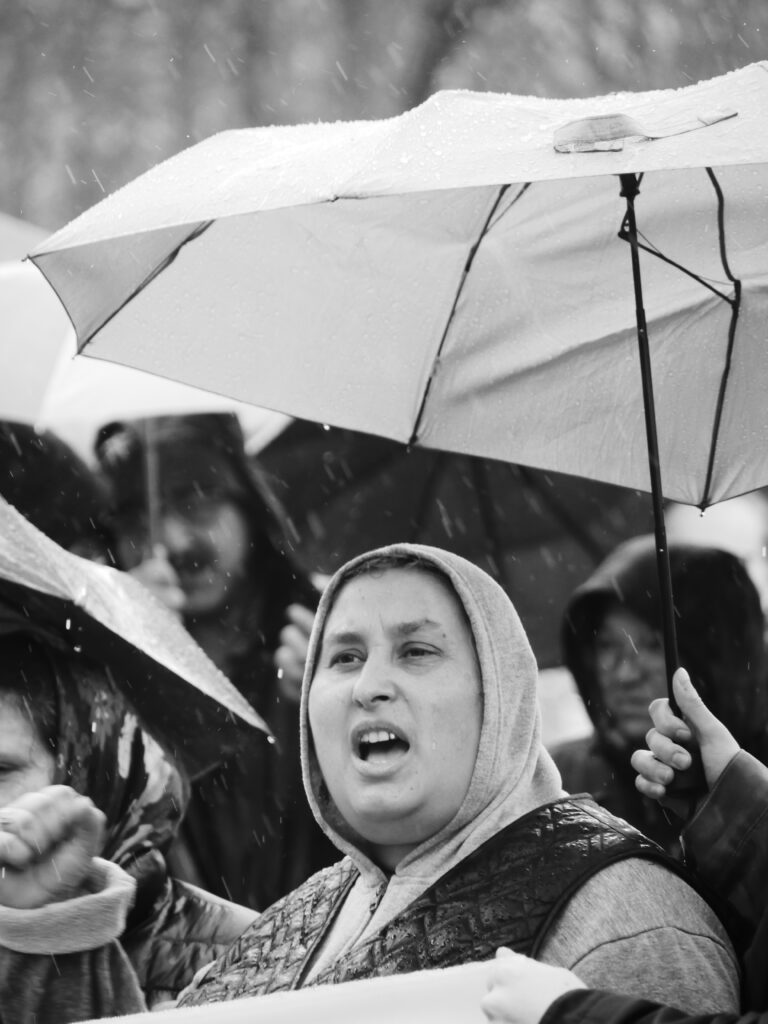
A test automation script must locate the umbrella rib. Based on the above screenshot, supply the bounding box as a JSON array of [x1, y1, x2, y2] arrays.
[[700, 168, 742, 509], [79, 220, 214, 352], [617, 226, 734, 305], [408, 183, 520, 446]]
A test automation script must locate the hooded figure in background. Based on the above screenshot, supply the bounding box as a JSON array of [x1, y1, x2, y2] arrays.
[[180, 544, 738, 1012], [95, 413, 336, 909], [0, 625, 256, 1021], [0, 420, 112, 561], [553, 536, 768, 853]]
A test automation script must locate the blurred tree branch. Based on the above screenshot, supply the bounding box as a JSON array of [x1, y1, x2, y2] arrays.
[[0, 0, 765, 229], [398, 0, 511, 105]]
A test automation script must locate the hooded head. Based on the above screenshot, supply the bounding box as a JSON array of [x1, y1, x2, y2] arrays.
[[95, 413, 310, 622], [300, 543, 562, 880], [562, 535, 768, 759], [0, 630, 187, 897]]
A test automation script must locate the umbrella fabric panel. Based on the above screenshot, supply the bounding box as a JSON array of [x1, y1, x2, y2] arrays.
[[40, 188, 503, 441], [263, 426, 653, 561], [712, 295, 768, 500], [33, 222, 210, 348], [421, 165, 768, 505], [36, 338, 291, 464]]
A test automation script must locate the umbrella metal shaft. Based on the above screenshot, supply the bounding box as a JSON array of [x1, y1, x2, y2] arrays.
[[619, 174, 680, 705]]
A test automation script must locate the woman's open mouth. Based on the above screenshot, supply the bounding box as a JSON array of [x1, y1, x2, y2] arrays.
[[353, 725, 410, 764]]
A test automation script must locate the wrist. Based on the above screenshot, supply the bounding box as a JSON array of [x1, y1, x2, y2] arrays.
[[0, 859, 136, 954]]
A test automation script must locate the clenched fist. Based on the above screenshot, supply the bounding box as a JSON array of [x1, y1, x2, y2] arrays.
[[0, 785, 106, 909]]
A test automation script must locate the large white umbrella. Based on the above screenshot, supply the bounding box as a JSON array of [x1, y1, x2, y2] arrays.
[[37, 337, 290, 462], [27, 62, 768, 680]]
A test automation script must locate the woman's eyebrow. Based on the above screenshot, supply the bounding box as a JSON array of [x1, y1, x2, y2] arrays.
[[322, 630, 364, 647], [394, 618, 442, 636], [322, 619, 441, 647]]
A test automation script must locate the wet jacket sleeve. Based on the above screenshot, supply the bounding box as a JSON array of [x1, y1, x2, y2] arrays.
[[0, 858, 147, 1024], [538, 859, 739, 1014], [683, 750, 768, 933], [541, 990, 766, 1024]]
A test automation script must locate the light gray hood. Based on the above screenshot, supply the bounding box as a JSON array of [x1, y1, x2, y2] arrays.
[[300, 543, 563, 919]]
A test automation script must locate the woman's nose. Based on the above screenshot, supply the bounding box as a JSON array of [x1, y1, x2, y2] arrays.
[[612, 651, 644, 684], [351, 655, 396, 709], [159, 512, 195, 553]]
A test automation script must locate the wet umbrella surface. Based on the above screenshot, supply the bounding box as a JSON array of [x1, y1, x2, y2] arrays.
[[26, 64, 768, 680], [0, 495, 269, 779]]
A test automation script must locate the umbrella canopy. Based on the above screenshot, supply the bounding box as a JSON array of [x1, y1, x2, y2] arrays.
[[259, 418, 653, 666], [36, 335, 290, 463], [0, 494, 269, 778], [28, 62, 768, 509]]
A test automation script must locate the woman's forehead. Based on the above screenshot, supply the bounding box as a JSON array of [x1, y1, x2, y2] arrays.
[[326, 567, 464, 627], [597, 605, 657, 638]]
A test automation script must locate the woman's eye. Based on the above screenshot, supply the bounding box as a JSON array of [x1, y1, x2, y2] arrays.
[[402, 644, 436, 660], [329, 650, 362, 668]]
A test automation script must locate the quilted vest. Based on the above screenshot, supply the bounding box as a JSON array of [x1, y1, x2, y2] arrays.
[[180, 796, 682, 1005]]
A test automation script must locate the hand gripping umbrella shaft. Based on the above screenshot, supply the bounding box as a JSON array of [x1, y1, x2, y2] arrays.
[[619, 173, 680, 705]]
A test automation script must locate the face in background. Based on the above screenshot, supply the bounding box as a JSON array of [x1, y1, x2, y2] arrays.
[[114, 486, 252, 617], [309, 567, 482, 871], [593, 606, 667, 744], [0, 693, 56, 807]]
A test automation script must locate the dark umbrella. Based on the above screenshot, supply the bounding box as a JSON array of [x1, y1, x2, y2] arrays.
[[0, 494, 269, 779], [258, 419, 654, 668]]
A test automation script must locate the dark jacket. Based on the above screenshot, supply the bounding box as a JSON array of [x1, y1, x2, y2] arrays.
[[96, 413, 338, 909], [179, 797, 690, 1005], [553, 537, 768, 851], [539, 749, 768, 1024]]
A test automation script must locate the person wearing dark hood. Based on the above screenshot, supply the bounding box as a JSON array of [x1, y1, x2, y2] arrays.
[[95, 413, 336, 909], [0, 420, 113, 561], [0, 545, 739, 1018], [0, 628, 257, 1023], [552, 535, 768, 854]]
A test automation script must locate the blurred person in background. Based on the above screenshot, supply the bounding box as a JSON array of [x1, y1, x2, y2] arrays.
[[96, 413, 336, 909], [0, 627, 257, 1023], [552, 535, 768, 854]]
